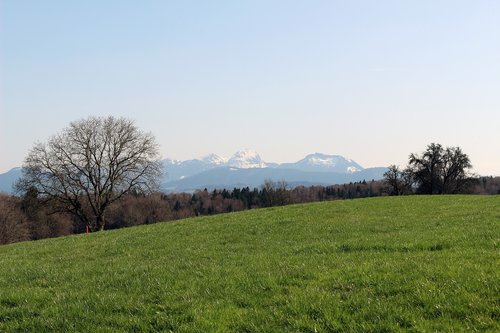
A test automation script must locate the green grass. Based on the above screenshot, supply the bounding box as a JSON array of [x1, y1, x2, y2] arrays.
[[0, 195, 499, 332]]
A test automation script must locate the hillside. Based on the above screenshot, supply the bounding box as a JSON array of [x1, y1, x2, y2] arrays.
[[0, 196, 498, 332]]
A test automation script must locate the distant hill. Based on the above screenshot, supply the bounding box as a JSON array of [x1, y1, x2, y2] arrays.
[[162, 166, 387, 192], [0, 167, 22, 194]]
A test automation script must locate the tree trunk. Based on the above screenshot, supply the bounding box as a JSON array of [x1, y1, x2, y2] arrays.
[[96, 215, 105, 231]]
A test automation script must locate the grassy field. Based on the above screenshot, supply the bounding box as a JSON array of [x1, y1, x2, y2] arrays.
[[0, 195, 498, 332]]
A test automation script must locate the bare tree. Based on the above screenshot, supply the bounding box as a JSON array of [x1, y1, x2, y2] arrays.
[[16, 116, 163, 231], [0, 194, 30, 245], [383, 165, 412, 196], [261, 179, 290, 206]]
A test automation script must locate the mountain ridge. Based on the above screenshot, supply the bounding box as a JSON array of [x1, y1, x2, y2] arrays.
[[0, 151, 387, 193], [163, 150, 366, 181]]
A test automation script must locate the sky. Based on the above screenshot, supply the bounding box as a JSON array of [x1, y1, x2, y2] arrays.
[[1, 0, 499, 175]]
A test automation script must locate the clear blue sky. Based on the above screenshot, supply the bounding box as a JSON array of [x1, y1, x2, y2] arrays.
[[1, 1, 499, 175]]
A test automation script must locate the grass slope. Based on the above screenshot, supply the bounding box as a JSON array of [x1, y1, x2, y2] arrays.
[[0, 196, 499, 332]]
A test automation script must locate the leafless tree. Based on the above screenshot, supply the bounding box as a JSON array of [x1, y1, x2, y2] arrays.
[[383, 165, 412, 196], [0, 194, 30, 245], [16, 116, 163, 231], [261, 179, 290, 206]]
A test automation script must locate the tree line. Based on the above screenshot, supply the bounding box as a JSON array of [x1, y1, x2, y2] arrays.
[[0, 179, 383, 244]]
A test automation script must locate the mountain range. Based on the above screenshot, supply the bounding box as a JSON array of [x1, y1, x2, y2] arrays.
[[0, 150, 387, 193], [0, 167, 22, 195]]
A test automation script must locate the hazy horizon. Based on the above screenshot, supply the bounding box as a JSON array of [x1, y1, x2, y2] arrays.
[[1, 1, 499, 176]]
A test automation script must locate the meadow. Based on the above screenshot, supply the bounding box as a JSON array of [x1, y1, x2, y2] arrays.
[[0, 195, 498, 332]]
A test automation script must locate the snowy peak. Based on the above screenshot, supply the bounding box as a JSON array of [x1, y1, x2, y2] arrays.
[[302, 153, 345, 166], [0, 152, 373, 193], [161, 150, 267, 181], [281, 153, 363, 173], [346, 166, 360, 173], [201, 154, 227, 165], [228, 150, 267, 169], [161, 151, 364, 183], [163, 158, 182, 166], [163, 151, 364, 172], [163, 154, 226, 168]]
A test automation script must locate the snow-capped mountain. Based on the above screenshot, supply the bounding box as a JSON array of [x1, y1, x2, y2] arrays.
[[279, 153, 363, 173], [160, 150, 368, 185], [0, 150, 387, 194], [158, 150, 387, 192], [163, 166, 388, 192], [227, 150, 267, 168], [163, 157, 216, 181], [201, 154, 227, 165], [162, 150, 264, 181]]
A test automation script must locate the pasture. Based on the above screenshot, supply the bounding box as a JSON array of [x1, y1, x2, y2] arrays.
[[0, 195, 498, 332]]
